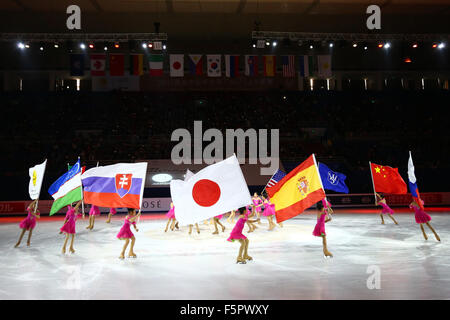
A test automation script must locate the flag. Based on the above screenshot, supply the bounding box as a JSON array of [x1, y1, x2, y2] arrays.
[[318, 162, 349, 193], [188, 54, 203, 75], [370, 163, 407, 194], [28, 159, 47, 200], [267, 154, 326, 223], [184, 169, 194, 181], [48, 160, 83, 215], [70, 54, 84, 76], [90, 54, 106, 76], [317, 55, 332, 78], [170, 54, 184, 77], [265, 169, 286, 189], [263, 55, 276, 76], [281, 55, 295, 77], [245, 55, 258, 76], [207, 55, 221, 77], [81, 163, 148, 209], [109, 54, 124, 76], [408, 151, 424, 209], [149, 54, 164, 76], [225, 55, 239, 77], [170, 155, 252, 225], [308, 55, 318, 75], [129, 54, 144, 76], [299, 55, 309, 77]]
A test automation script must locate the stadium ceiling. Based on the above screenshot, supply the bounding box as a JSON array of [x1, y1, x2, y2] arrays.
[[0, 0, 449, 37]]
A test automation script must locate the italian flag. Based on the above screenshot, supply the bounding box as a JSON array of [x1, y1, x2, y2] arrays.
[[48, 159, 83, 215], [149, 54, 164, 76]]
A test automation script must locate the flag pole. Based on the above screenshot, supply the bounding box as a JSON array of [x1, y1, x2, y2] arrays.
[[78, 157, 85, 217], [313, 155, 326, 208], [316, 160, 329, 208], [369, 161, 377, 205], [261, 171, 276, 195]]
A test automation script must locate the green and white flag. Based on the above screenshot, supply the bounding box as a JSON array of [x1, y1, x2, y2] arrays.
[[149, 54, 164, 76], [48, 159, 82, 215]]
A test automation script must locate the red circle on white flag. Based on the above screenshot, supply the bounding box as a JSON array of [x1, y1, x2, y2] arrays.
[[173, 61, 181, 70], [192, 179, 221, 207]]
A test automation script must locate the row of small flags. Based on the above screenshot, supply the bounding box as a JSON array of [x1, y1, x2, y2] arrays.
[[70, 53, 332, 78]]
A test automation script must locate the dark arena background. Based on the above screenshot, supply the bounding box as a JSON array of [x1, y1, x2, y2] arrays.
[[0, 0, 449, 305]]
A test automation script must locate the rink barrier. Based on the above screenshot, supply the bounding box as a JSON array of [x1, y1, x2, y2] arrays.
[[1, 193, 450, 215]]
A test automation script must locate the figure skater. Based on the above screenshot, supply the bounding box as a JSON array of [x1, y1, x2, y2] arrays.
[[409, 198, 440, 241], [376, 193, 398, 225], [15, 199, 40, 247], [212, 214, 226, 235], [188, 223, 200, 235], [86, 204, 100, 230], [313, 200, 333, 257], [227, 207, 260, 264], [246, 205, 258, 232], [60, 201, 82, 254], [164, 202, 179, 232], [227, 209, 236, 224], [252, 193, 263, 223], [262, 197, 277, 231], [117, 208, 141, 259], [105, 208, 117, 224]]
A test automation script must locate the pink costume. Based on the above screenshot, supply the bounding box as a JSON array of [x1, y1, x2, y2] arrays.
[[109, 208, 117, 215], [227, 216, 248, 242], [166, 206, 175, 219], [312, 213, 326, 237], [89, 205, 100, 216], [252, 197, 263, 213], [19, 208, 39, 230], [60, 206, 82, 235], [215, 214, 223, 220], [379, 201, 394, 215], [410, 202, 431, 224], [116, 215, 136, 239], [262, 200, 275, 216]]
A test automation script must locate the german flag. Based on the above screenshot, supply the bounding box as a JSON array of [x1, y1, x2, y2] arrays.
[[129, 54, 144, 76], [267, 154, 325, 223]]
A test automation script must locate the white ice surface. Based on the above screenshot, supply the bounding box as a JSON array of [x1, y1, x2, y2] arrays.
[[1, 213, 449, 300]]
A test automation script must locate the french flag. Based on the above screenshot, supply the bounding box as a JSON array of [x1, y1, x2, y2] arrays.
[[225, 55, 239, 77], [245, 55, 258, 76], [188, 54, 203, 75], [408, 151, 424, 210]]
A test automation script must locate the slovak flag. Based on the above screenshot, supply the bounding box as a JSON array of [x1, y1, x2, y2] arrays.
[[90, 54, 106, 76], [81, 163, 148, 209], [408, 151, 424, 210], [245, 55, 258, 76], [170, 155, 252, 225], [188, 54, 203, 75], [225, 55, 239, 77], [207, 54, 221, 77]]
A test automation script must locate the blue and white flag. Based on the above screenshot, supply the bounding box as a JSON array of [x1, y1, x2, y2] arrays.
[[318, 162, 349, 193]]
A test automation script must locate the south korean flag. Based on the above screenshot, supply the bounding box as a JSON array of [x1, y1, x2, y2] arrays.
[[207, 55, 221, 77]]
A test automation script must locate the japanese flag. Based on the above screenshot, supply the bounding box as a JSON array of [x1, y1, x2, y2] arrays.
[[170, 155, 252, 225], [170, 54, 184, 77]]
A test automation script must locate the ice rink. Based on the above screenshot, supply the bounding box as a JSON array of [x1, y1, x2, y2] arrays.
[[1, 211, 449, 300]]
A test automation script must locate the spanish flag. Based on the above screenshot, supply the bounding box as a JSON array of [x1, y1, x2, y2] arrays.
[[267, 154, 325, 223], [130, 54, 144, 76], [263, 55, 276, 77]]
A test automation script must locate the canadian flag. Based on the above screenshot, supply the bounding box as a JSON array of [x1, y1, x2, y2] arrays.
[[90, 54, 106, 76], [170, 155, 252, 225]]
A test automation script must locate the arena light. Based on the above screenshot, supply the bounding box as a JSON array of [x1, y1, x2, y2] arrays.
[[328, 42, 334, 48], [384, 42, 391, 49], [89, 43, 94, 49], [104, 46, 108, 51], [438, 42, 445, 49], [252, 43, 256, 48], [54, 43, 59, 48], [378, 43, 384, 48], [432, 43, 438, 48], [80, 43, 86, 50], [148, 42, 153, 48], [114, 42, 120, 48], [142, 42, 147, 49], [163, 44, 167, 50], [265, 40, 270, 46], [309, 45, 313, 49], [412, 43, 418, 48], [17, 42, 25, 49], [39, 46, 44, 51], [25, 44, 30, 48], [404, 57, 412, 63], [152, 173, 173, 183], [272, 41, 277, 47], [364, 45, 368, 50], [352, 42, 358, 48]]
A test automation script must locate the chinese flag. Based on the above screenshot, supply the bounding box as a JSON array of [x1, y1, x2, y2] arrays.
[[267, 154, 325, 223], [370, 163, 407, 194], [109, 54, 124, 76]]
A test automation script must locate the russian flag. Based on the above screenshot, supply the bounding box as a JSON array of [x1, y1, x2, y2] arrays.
[[245, 55, 258, 76], [188, 54, 203, 75], [408, 151, 424, 210], [225, 55, 239, 77], [81, 163, 148, 209]]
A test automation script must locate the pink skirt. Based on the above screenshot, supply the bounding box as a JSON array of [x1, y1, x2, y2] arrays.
[[381, 207, 394, 215], [89, 205, 100, 216], [312, 215, 326, 237], [60, 221, 76, 234], [262, 205, 275, 217], [215, 214, 223, 220], [109, 208, 117, 215], [166, 208, 175, 219], [19, 217, 36, 230], [415, 210, 431, 224], [117, 225, 134, 239]]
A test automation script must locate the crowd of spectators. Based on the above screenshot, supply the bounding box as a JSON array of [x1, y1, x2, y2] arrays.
[[1, 89, 449, 199]]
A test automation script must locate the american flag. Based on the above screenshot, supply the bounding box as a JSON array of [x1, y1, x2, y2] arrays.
[[281, 55, 295, 77], [265, 169, 286, 189]]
